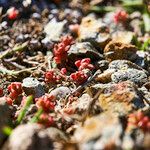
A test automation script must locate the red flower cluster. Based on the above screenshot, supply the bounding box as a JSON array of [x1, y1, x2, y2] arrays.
[[70, 71, 88, 85], [38, 113, 54, 127], [0, 88, 3, 97], [75, 58, 94, 71], [128, 111, 150, 132], [53, 35, 74, 64], [36, 94, 55, 112], [7, 7, 19, 20], [113, 10, 128, 24], [8, 82, 23, 99], [45, 70, 58, 83]]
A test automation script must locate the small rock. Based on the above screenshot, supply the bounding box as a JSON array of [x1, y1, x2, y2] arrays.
[[50, 86, 71, 100], [22, 77, 45, 98], [78, 15, 111, 50], [2, 124, 53, 150], [96, 69, 115, 83], [98, 81, 145, 114], [44, 19, 67, 42], [111, 68, 148, 85], [104, 41, 137, 62]]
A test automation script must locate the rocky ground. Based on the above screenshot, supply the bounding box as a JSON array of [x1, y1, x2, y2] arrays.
[[0, 0, 150, 150]]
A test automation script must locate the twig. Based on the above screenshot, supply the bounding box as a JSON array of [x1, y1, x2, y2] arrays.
[[0, 42, 28, 59], [0, 66, 38, 76]]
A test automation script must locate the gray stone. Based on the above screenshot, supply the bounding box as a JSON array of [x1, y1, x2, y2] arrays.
[[50, 86, 71, 100], [22, 77, 45, 98], [111, 68, 148, 85], [109, 60, 146, 72]]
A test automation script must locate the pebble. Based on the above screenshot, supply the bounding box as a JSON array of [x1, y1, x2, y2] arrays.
[[22, 77, 45, 98]]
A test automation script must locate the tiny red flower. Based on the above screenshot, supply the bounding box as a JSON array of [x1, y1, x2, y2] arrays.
[[7, 7, 19, 20], [113, 10, 128, 24], [45, 70, 57, 83], [8, 82, 23, 99], [53, 35, 74, 64], [75, 58, 94, 71], [36, 94, 55, 112], [70, 71, 88, 84]]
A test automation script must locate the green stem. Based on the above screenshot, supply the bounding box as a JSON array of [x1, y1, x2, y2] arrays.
[[30, 108, 43, 123], [17, 95, 33, 124]]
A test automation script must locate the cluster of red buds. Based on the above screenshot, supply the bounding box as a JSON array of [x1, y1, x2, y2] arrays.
[[7, 82, 23, 100], [36, 94, 55, 112], [0, 87, 3, 97], [38, 113, 54, 127], [128, 111, 150, 132], [7, 7, 19, 20], [113, 10, 128, 24], [53, 35, 74, 64], [75, 58, 95, 71], [70, 71, 88, 85], [44, 69, 66, 83]]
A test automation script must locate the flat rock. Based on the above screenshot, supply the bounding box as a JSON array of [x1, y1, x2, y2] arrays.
[[104, 41, 137, 62], [98, 81, 145, 115], [68, 42, 103, 61]]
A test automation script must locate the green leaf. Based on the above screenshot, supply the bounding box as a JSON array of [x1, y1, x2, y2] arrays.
[[17, 95, 33, 124]]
